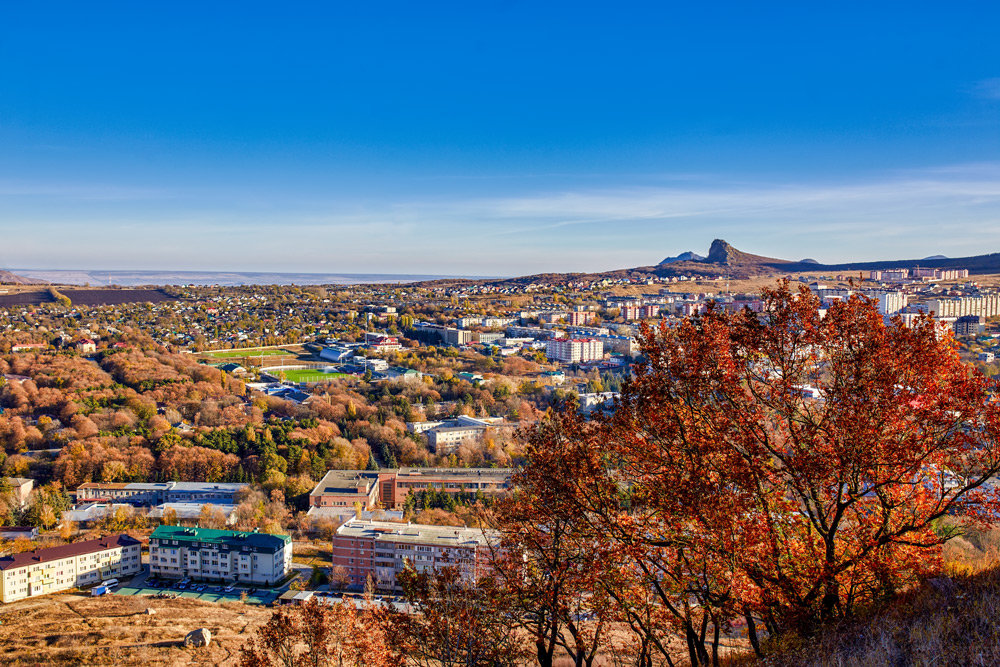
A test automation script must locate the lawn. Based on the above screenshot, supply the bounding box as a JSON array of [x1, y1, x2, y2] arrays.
[[204, 348, 292, 358], [279, 369, 351, 383]]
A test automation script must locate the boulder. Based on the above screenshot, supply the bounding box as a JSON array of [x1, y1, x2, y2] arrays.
[[184, 628, 212, 648]]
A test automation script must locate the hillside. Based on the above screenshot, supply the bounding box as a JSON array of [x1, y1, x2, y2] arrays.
[[419, 239, 1000, 288], [0, 592, 268, 665], [757, 566, 1000, 666], [0, 269, 46, 285]]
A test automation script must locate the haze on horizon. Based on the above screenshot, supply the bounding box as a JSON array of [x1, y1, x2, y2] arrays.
[[2, 2, 1000, 277]]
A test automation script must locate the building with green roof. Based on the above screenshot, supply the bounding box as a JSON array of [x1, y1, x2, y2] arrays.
[[149, 525, 292, 586]]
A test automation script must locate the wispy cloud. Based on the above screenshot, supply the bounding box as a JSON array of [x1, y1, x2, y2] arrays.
[[4, 163, 1000, 273], [0, 179, 166, 201], [972, 78, 1000, 100]]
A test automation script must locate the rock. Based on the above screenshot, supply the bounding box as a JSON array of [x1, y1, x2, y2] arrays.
[[184, 628, 212, 648], [145, 608, 156, 615], [928, 576, 957, 605]]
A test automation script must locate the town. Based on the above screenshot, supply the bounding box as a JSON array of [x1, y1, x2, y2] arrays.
[[2, 244, 1000, 663]]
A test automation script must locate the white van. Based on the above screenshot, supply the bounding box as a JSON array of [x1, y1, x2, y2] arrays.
[[101, 578, 120, 589]]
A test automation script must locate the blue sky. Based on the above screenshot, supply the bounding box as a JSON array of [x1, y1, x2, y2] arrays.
[[2, 2, 1000, 275]]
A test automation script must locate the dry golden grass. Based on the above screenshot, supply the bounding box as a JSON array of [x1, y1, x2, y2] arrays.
[[739, 524, 1000, 667], [0, 592, 269, 666]]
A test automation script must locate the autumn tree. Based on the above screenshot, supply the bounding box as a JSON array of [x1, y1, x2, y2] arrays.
[[396, 566, 530, 667], [518, 283, 1000, 661], [239, 596, 401, 667], [489, 441, 614, 667]]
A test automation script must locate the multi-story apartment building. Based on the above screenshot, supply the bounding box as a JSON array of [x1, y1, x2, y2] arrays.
[[75, 481, 248, 506], [0, 534, 141, 603], [911, 267, 970, 280], [926, 295, 1000, 319], [953, 315, 985, 337], [869, 269, 910, 281], [332, 519, 495, 590], [877, 292, 908, 315], [308, 470, 381, 510], [621, 305, 660, 321], [545, 337, 604, 363], [149, 525, 292, 586]]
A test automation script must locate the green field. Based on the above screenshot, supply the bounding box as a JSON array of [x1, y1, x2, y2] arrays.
[[205, 348, 292, 358], [278, 369, 352, 382]]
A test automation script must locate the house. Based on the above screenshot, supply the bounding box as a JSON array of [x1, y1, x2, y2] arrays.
[[0, 526, 39, 541], [3, 477, 34, 509], [385, 367, 422, 382], [216, 362, 248, 376], [75, 338, 97, 354], [10, 343, 46, 353]]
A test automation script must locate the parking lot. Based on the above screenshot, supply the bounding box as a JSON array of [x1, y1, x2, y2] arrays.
[[114, 580, 281, 606]]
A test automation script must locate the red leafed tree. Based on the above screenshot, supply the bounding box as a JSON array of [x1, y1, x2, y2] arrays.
[[489, 434, 616, 667], [239, 596, 401, 667], [520, 283, 1000, 661]]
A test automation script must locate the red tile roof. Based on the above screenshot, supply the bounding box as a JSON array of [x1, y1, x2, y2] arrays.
[[0, 534, 140, 571]]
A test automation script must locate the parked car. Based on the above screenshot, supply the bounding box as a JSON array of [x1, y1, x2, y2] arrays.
[[224, 584, 236, 593]]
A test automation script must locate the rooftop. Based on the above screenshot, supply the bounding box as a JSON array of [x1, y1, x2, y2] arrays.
[[150, 525, 290, 550], [335, 519, 495, 548], [395, 467, 513, 480], [0, 534, 140, 571], [310, 470, 380, 496]]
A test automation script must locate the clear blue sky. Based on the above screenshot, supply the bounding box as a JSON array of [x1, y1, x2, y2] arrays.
[[2, 2, 999, 275]]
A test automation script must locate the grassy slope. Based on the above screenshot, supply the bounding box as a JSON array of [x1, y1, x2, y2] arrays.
[[0, 592, 269, 666], [747, 526, 1000, 666]]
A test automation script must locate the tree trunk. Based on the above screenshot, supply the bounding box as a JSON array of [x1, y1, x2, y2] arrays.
[[744, 610, 763, 657]]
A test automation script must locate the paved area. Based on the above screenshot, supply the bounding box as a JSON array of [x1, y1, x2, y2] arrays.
[[115, 583, 279, 605], [114, 566, 284, 606]]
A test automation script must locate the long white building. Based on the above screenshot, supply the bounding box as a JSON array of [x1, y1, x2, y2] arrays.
[[926, 295, 1000, 319], [545, 337, 604, 363], [0, 534, 141, 603], [75, 481, 248, 506], [149, 525, 292, 586]]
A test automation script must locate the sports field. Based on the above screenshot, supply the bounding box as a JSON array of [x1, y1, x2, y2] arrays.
[[205, 348, 291, 358], [114, 583, 280, 606], [280, 369, 351, 382]]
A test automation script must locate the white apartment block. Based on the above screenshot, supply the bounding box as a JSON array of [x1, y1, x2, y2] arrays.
[[926, 295, 1000, 319], [0, 534, 141, 603], [877, 292, 908, 315], [149, 525, 292, 586], [545, 337, 604, 363]]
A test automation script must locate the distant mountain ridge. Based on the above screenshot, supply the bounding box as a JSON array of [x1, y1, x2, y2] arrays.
[[457, 239, 1000, 288], [659, 251, 705, 264], [9, 269, 495, 287], [0, 269, 46, 285]]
